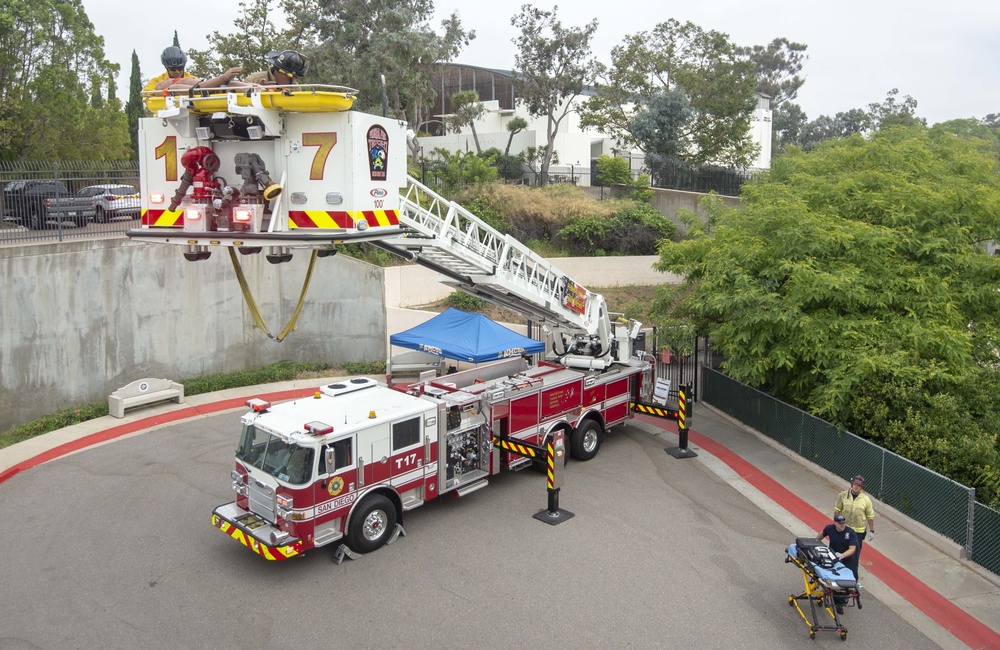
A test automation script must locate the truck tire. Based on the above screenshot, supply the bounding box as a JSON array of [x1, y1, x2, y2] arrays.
[[571, 419, 604, 461], [346, 494, 397, 554]]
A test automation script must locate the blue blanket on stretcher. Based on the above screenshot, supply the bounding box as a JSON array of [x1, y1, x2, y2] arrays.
[[788, 540, 857, 589]]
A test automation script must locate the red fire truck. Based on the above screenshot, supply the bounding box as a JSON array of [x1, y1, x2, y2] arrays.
[[131, 83, 684, 561]]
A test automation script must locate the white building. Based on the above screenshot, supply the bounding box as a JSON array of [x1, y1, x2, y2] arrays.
[[417, 64, 772, 186]]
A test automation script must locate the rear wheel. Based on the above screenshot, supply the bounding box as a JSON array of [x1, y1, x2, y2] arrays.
[[347, 494, 397, 554], [94, 207, 108, 224], [571, 419, 604, 461]]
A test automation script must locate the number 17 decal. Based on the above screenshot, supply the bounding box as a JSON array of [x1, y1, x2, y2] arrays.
[[302, 132, 338, 181]]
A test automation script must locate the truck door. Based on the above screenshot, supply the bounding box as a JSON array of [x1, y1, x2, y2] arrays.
[[363, 425, 390, 487], [389, 416, 424, 495], [314, 435, 358, 546]]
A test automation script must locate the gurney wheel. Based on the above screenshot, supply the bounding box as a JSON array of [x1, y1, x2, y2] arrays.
[[840, 631, 848, 641], [810, 630, 816, 640]]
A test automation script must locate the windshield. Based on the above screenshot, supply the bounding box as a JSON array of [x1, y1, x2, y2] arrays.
[[235, 424, 315, 485]]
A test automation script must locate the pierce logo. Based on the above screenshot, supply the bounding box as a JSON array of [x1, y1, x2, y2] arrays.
[[370, 188, 388, 198]]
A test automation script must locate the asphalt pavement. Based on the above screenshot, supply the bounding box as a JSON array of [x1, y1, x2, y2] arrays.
[[1, 377, 998, 649]]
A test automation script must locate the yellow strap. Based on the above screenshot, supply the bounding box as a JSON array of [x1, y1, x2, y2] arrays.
[[228, 248, 273, 338], [276, 250, 318, 341]]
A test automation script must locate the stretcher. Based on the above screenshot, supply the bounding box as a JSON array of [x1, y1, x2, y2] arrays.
[[141, 84, 357, 114], [785, 538, 862, 640]]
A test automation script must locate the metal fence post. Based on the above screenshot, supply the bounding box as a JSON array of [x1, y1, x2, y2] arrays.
[[53, 161, 64, 241], [967, 487, 976, 559]]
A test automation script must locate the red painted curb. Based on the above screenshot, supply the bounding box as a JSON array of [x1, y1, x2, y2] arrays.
[[0, 387, 317, 486], [638, 414, 1000, 649]]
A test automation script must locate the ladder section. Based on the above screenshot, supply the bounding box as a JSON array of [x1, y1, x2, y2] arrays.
[[381, 176, 599, 336]]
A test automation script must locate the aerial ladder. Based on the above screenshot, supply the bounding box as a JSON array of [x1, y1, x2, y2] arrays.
[[381, 176, 643, 371]]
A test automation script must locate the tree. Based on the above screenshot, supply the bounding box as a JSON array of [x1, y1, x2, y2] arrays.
[[302, 0, 473, 130], [867, 88, 926, 130], [186, 0, 291, 76], [797, 109, 869, 150], [736, 37, 808, 106], [173, 30, 180, 48], [124, 51, 144, 159], [593, 154, 652, 201], [630, 90, 693, 165], [447, 90, 485, 153], [0, 0, 128, 159], [426, 148, 497, 194], [511, 4, 597, 186], [523, 145, 558, 184], [579, 19, 758, 167], [654, 125, 1000, 425], [772, 101, 807, 154], [504, 116, 528, 156]]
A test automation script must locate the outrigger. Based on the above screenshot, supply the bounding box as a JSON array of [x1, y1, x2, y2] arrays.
[[785, 538, 862, 640]]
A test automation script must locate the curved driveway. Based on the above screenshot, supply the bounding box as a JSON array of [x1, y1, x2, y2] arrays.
[[0, 403, 958, 649]]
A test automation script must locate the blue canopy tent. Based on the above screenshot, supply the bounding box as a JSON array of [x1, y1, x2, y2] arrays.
[[390, 308, 545, 364]]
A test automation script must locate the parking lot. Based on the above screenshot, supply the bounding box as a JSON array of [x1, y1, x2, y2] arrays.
[[0, 412, 941, 649]]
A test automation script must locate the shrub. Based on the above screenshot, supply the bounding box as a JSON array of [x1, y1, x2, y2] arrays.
[[605, 202, 679, 254], [456, 182, 618, 245], [556, 215, 613, 255], [460, 195, 511, 233], [556, 202, 678, 255], [480, 147, 524, 181], [446, 291, 487, 311]]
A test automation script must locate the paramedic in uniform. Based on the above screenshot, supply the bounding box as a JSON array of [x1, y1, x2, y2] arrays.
[[817, 514, 859, 614], [834, 474, 876, 559], [245, 50, 308, 87]]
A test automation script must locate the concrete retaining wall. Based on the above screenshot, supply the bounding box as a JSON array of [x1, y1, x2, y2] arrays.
[[0, 239, 386, 432], [582, 186, 741, 234]]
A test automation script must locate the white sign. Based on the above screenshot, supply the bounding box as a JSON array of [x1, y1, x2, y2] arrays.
[[653, 378, 672, 406]]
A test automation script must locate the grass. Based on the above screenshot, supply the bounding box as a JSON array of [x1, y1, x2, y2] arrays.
[[0, 359, 386, 451]]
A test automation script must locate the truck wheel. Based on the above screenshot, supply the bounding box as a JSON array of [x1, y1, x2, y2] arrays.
[[571, 419, 604, 461], [95, 207, 108, 224], [346, 494, 397, 554]]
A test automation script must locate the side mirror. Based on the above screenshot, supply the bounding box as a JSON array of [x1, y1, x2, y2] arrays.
[[325, 447, 335, 472]]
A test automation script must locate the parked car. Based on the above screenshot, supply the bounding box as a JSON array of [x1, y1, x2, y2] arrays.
[[1, 180, 94, 229], [78, 184, 141, 222]]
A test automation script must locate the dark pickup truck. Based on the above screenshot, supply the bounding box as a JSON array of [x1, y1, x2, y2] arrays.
[[1, 180, 96, 229]]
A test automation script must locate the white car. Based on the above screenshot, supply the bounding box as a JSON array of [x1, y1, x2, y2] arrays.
[[78, 184, 140, 223]]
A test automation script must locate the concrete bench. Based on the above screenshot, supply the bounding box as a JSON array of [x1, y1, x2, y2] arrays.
[[108, 378, 184, 418]]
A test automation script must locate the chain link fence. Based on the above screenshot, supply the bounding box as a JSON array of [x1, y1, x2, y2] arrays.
[[701, 367, 1000, 577], [1, 160, 140, 244]]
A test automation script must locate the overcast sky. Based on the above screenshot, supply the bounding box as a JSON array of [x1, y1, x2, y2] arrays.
[[84, 0, 999, 125]]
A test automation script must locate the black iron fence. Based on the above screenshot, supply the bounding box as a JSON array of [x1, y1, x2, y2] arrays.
[[647, 158, 757, 197], [641, 333, 723, 405], [1, 160, 140, 244], [702, 367, 1000, 577]]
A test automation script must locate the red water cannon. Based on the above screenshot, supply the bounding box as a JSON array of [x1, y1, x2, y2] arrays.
[[168, 146, 221, 211]]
